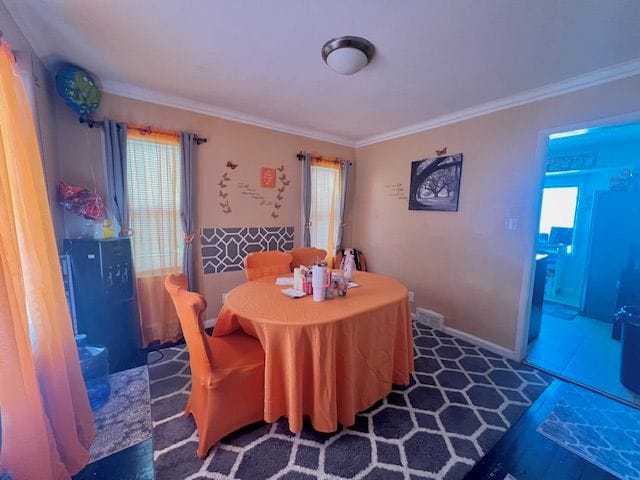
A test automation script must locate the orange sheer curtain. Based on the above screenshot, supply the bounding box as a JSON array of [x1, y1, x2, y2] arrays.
[[310, 157, 342, 266], [126, 129, 183, 346], [0, 44, 95, 478]]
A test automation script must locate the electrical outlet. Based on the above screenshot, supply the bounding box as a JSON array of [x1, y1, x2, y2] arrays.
[[408, 291, 415, 303]]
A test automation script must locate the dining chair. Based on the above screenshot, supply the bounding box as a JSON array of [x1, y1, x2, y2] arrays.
[[164, 274, 265, 459], [290, 247, 327, 269], [243, 251, 293, 281]]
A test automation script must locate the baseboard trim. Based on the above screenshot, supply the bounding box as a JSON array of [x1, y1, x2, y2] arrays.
[[441, 326, 516, 360], [413, 314, 516, 360], [203, 317, 217, 329]]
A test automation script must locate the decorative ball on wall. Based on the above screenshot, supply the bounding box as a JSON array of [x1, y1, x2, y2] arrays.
[[55, 64, 101, 120]]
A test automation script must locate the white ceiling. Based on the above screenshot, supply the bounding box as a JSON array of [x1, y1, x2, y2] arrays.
[[4, 0, 640, 146]]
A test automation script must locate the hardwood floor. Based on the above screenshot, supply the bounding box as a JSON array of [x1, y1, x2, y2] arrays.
[[464, 379, 616, 480], [72, 438, 153, 480]]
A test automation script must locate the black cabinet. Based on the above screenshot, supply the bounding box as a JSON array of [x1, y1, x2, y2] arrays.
[[612, 268, 640, 340], [64, 238, 143, 373]]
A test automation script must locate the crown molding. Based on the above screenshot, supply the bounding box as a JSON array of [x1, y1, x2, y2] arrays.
[[100, 80, 358, 147], [101, 58, 640, 151], [355, 58, 640, 148]]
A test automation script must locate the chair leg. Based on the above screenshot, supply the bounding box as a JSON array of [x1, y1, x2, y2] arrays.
[[196, 439, 212, 460], [194, 420, 220, 459]]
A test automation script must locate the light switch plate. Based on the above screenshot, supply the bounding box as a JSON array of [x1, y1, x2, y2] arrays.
[[505, 217, 518, 231]]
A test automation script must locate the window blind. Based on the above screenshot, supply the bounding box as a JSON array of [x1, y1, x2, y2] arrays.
[[126, 132, 183, 276], [310, 163, 341, 255]]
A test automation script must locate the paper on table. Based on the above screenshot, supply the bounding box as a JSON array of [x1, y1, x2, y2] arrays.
[[347, 282, 360, 288], [281, 288, 306, 298], [276, 277, 294, 286]]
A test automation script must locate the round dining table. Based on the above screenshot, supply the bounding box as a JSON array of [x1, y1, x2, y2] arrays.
[[213, 271, 414, 433]]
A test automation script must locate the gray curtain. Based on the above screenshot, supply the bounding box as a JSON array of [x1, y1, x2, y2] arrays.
[[336, 160, 351, 250], [302, 153, 312, 247], [102, 120, 129, 235], [180, 132, 196, 289]]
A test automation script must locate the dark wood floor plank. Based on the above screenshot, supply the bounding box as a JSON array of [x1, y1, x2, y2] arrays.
[[72, 438, 153, 480], [465, 379, 617, 480]]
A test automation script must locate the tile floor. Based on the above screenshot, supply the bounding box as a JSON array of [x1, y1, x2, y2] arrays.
[[545, 291, 581, 309], [526, 311, 640, 406]]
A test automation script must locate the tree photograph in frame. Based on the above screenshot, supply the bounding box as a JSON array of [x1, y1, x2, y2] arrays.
[[408, 153, 463, 211]]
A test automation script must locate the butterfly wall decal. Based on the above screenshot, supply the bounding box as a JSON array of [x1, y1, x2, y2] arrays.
[[216, 161, 289, 216], [436, 147, 447, 156]]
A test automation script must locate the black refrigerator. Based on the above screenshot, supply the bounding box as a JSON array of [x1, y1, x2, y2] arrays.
[[583, 191, 640, 322], [64, 238, 143, 373]]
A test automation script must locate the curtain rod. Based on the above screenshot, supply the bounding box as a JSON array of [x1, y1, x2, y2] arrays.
[[297, 151, 352, 166], [79, 116, 208, 145]]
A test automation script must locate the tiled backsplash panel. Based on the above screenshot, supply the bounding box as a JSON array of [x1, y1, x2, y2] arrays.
[[201, 226, 295, 274]]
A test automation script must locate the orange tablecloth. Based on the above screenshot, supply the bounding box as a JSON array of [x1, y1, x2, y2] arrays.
[[214, 271, 414, 433]]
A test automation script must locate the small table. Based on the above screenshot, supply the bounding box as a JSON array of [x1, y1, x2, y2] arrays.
[[214, 271, 414, 433]]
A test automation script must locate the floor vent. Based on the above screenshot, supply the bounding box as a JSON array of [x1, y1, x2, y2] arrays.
[[416, 308, 445, 331]]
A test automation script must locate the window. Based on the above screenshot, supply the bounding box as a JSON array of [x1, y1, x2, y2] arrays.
[[126, 131, 183, 276], [538, 186, 578, 246], [310, 161, 342, 256]]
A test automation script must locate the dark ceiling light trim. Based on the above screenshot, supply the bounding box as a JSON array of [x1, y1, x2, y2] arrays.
[[321, 36, 375, 75], [321, 36, 375, 63]]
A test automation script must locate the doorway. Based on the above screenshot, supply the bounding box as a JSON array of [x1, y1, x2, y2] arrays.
[[525, 122, 640, 406]]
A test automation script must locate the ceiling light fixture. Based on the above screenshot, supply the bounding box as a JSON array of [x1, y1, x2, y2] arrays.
[[322, 36, 375, 75]]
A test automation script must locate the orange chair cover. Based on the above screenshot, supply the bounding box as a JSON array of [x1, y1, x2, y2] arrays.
[[243, 251, 293, 281], [164, 274, 265, 458], [290, 247, 327, 269], [215, 271, 413, 433]]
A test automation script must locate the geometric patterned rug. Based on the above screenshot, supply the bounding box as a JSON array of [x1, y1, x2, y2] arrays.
[[537, 382, 640, 480], [89, 366, 152, 463], [149, 322, 552, 479]]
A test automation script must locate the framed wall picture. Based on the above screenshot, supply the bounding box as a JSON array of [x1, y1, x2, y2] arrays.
[[408, 153, 463, 211]]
